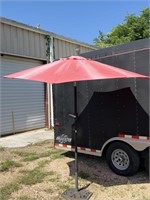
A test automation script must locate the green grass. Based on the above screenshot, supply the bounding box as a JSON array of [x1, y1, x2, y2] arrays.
[[23, 153, 39, 161], [0, 159, 22, 172], [49, 174, 60, 182], [28, 140, 52, 147], [0, 161, 56, 200], [17, 196, 36, 200], [0, 144, 68, 199], [18, 156, 54, 186], [0, 146, 5, 152], [13, 147, 65, 162], [37, 159, 50, 168], [19, 167, 48, 185], [44, 188, 54, 194], [13, 151, 40, 161], [57, 183, 71, 190], [0, 181, 20, 200], [39, 151, 51, 158], [56, 177, 75, 191], [49, 147, 65, 159]]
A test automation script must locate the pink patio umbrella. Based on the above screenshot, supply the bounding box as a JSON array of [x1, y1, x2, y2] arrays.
[[4, 56, 149, 199], [4, 56, 149, 83]]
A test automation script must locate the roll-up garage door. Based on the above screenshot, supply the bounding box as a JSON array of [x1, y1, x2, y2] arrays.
[[0, 56, 45, 136]]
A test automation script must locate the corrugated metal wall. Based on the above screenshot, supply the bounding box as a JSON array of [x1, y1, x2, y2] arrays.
[[0, 56, 45, 136], [54, 38, 94, 59], [1, 22, 47, 60], [0, 20, 97, 60]]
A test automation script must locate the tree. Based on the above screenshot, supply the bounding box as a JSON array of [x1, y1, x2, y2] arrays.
[[93, 8, 150, 47]]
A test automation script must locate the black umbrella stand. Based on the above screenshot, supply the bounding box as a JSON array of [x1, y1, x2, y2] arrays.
[[62, 82, 93, 200]]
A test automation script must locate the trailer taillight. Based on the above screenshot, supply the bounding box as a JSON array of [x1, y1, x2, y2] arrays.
[[55, 122, 60, 127]]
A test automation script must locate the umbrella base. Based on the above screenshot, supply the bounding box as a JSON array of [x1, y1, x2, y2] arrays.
[[62, 188, 93, 200]]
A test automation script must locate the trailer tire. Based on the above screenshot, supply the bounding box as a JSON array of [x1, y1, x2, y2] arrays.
[[106, 142, 140, 176], [144, 151, 149, 176]]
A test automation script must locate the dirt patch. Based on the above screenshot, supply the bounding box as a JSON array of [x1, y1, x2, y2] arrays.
[[0, 140, 149, 200]]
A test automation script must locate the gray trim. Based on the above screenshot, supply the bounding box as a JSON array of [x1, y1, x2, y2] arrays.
[[0, 52, 47, 62]]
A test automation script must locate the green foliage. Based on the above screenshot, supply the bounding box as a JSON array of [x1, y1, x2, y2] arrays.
[[94, 8, 150, 47], [45, 35, 51, 62]]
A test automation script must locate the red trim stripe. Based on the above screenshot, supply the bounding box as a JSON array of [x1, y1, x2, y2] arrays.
[[118, 134, 149, 140], [132, 135, 139, 139], [91, 149, 96, 152], [55, 143, 99, 153], [118, 134, 124, 138], [55, 133, 150, 154]]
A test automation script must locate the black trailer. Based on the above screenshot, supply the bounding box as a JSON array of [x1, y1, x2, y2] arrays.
[[53, 38, 150, 176]]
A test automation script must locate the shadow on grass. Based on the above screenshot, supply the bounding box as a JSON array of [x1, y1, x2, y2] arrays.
[[63, 151, 149, 187]]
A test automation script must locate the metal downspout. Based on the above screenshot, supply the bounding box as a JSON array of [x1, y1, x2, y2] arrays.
[[48, 36, 54, 128]]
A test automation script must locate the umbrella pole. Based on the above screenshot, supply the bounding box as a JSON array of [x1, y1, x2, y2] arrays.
[[62, 82, 93, 199], [74, 82, 78, 192]]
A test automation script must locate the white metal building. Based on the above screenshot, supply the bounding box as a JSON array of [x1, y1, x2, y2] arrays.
[[0, 17, 97, 136]]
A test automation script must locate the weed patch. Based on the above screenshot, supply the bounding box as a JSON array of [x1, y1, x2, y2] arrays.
[[49, 148, 65, 159], [0, 159, 22, 172], [13, 151, 40, 161], [37, 159, 50, 168], [0, 146, 5, 152], [44, 188, 53, 193], [49, 174, 60, 182], [0, 181, 20, 200], [19, 165, 55, 186], [0, 140, 149, 200], [23, 153, 39, 161], [17, 196, 36, 200], [39, 151, 51, 158], [19, 167, 48, 185]]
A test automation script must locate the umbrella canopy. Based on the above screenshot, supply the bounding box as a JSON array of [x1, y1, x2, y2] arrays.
[[4, 56, 149, 82]]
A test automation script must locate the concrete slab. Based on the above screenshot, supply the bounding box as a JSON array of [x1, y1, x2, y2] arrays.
[[0, 129, 54, 148]]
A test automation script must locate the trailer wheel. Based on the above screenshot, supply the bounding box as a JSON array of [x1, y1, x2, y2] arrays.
[[106, 142, 140, 176]]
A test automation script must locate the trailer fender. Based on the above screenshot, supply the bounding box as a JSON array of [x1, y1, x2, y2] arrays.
[[101, 135, 150, 156]]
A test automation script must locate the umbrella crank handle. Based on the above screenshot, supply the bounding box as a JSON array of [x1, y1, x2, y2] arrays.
[[68, 113, 77, 119]]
